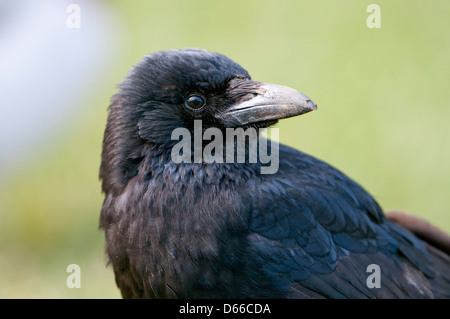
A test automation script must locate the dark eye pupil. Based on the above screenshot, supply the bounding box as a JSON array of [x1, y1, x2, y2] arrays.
[[186, 96, 205, 109]]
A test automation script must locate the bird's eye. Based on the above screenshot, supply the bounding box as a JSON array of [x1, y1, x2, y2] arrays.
[[186, 95, 206, 110]]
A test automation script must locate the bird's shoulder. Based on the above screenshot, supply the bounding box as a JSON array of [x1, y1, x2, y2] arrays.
[[242, 144, 435, 297]]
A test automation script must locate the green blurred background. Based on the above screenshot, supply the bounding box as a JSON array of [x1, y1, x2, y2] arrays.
[[0, 0, 449, 298]]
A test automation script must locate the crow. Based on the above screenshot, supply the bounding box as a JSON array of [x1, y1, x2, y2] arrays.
[[99, 48, 450, 298]]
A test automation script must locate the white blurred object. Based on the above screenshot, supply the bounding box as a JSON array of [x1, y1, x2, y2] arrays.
[[0, 0, 122, 179]]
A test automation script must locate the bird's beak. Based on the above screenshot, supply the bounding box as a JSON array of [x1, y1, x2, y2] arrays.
[[217, 81, 317, 126]]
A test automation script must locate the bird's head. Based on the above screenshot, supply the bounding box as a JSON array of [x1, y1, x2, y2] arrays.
[[100, 48, 316, 193]]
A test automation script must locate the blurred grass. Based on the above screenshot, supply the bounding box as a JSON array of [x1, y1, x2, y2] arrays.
[[0, 0, 449, 298]]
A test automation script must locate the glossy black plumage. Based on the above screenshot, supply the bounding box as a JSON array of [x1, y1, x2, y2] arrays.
[[100, 48, 450, 298]]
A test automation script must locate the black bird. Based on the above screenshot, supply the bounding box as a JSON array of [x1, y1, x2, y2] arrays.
[[100, 48, 450, 298]]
